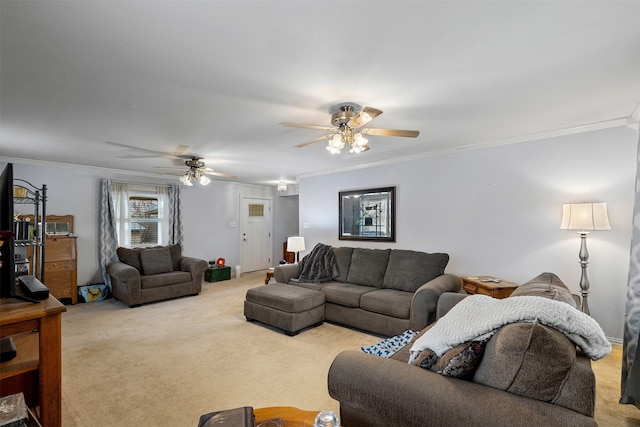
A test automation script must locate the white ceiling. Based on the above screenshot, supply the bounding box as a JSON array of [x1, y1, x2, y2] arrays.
[[1, 1, 639, 187]]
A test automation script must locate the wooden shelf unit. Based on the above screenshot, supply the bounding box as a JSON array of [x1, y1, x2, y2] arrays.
[[26, 215, 78, 304], [0, 295, 66, 427]]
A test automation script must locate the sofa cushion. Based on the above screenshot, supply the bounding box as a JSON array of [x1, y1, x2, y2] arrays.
[[382, 250, 449, 292], [360, 289, 413, 319], [510, 272, 576, 308], [322, 283, 376, 307], [140, 247, 174, 275], [473, 322, 578, 405], [167, 244, 182, 271], [140, 271, 191, 289], [332, 247, 354, 283], [117, 247, 143, 272], [346, 248, 390, 288]]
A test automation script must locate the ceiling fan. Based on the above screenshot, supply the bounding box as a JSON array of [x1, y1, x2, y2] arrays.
[[280, 103, 420, 154], [158, 156, 237, 186], [106, 142, 236, 185]]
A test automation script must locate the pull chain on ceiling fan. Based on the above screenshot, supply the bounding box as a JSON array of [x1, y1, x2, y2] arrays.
[[280, 104, 419, 154]]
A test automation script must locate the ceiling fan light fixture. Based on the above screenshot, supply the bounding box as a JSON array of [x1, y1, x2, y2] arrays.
[[199, 174, 211, 185], [326, 134, 345, 154], [354, 132, 368, 147], [180, 172, 193, 186]]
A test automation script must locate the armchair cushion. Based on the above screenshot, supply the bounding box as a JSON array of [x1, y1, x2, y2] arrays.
[[473, 322, 580, 410], [510, 271, 577, 308], [117, 247, 142, 272], [167, 244, 182, 271], [140, 247, 173, 275]]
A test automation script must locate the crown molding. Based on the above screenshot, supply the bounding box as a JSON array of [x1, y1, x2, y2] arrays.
[[297, 117, 629, 180]]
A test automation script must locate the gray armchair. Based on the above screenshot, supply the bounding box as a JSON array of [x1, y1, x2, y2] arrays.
[[107, 244, 207, 307]]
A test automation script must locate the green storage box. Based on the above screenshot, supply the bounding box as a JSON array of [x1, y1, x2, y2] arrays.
[[205, 266, 231, 282]]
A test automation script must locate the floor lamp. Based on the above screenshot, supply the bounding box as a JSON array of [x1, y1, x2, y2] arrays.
[[287, 236, 305, 263], [560, 202, 611, 315]]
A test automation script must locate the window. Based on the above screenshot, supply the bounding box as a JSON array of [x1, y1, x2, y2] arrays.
[[129, 196, 160, 245], [113, 183, 169, 247]]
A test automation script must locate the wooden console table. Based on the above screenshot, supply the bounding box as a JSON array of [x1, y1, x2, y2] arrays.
[[0, 295, 66, 427]]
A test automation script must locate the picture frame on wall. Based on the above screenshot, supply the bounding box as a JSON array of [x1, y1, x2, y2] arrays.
[[339, 186, 395, 242]]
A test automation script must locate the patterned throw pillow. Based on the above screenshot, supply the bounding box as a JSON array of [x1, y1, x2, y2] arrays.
[[411, 340, 487, 379], [434, 341, 486, 378]]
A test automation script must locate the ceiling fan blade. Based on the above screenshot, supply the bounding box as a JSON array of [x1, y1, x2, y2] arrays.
[[362, 128, 420, 138], [172, 144, 189, 156], [280, 122, 335, 131], [106, 141, 171, 157], [348, 107, 383, 128], [294, 134, 335, 148], [202, 170, 237, 179]]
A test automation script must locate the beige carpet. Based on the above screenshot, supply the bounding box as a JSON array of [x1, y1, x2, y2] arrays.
[[60, 271, 639, 426], [61, 271, 379, 426]]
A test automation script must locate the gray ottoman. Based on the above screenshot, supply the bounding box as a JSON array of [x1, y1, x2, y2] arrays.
[[244, 283, 325, 336]]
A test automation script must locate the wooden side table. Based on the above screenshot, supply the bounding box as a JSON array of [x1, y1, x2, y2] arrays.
[[461, 276, 519, 299], [265, 269, 274, 285]]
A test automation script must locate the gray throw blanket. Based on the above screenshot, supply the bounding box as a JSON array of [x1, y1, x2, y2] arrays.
[[298, 243, 339, 283]]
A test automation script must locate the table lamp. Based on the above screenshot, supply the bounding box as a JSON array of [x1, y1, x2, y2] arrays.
[[560, 202, 611, 315], [287, 236, 305, 263]]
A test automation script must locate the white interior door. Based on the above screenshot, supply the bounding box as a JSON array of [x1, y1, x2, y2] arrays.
[[240, 197, 272, 273]]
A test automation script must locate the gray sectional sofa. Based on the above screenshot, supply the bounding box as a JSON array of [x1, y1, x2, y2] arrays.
[[328, 273, 604, 426], [107, 244, 208, 307], [273, 246, 462, 336]]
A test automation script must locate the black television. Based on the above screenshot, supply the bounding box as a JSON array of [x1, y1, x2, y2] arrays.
[[0, 163, 15, 297]]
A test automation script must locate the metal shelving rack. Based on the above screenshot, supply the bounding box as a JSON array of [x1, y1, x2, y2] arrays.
[[13, 179, 47, 282]]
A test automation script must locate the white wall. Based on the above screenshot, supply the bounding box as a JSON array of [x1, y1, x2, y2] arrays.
[[180, 181, 299, 268], [297, 126, 638, 341], [6, 162, 298, 286]]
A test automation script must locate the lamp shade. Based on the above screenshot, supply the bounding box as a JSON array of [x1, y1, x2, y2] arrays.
[[287, 236, 305, 252], [560, 202, 611, 231]]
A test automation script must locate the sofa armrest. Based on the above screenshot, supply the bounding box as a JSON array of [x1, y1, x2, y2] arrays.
[[436, 292, 469, 320], [107, 261, 140, 283], [328, 351, 596, 427], [180, 256, 208, 293], [409, 274, 462, 331], [273, 263, 300, 284], [107, 261, 141, 307]]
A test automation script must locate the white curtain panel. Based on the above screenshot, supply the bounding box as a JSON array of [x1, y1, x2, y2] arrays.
[[622, 130, 640, 409]]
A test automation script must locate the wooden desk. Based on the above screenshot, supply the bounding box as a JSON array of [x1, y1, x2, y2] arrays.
[[0, 296, 66, 427], [255, 406, 319, 427], [461, 276, 519, 299]]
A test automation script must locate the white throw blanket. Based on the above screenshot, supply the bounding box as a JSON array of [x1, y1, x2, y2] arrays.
[[409, 295, 612, 364]]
